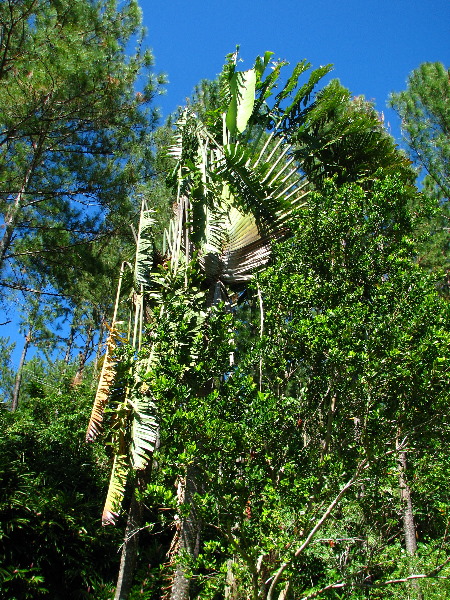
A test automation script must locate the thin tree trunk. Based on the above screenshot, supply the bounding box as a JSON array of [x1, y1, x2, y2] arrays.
[[225, 558, 237, 599], [64, 325, 76, 364], [0, 180, 32, 265], [11, 328, 31, 411], [278, 581, 290, 600], [72, 324, 94, 385], [398, 450, 418, 556], [114, 428, 157, 600], [0, 136, 45, 269], [397, 441, 422, 600], [170, 463, 202, 600], [320, 394, 336, 461], [114, 472, 147, 600]]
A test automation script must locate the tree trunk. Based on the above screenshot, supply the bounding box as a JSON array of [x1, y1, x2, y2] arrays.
[[0, 137, 44, 270], [64, 325, 76, 364], [224, 558, 237, 599], [0, 186, 30, 266], [114, 474, 146, 600], [398, 450, 418, 556], [397, 443, 422, 600], [72, 324, 94, 385], [320, 394, 336, 461], [114, 438, 157, 600], [170, 463, 202, 600], [11, 328, 31, 411]]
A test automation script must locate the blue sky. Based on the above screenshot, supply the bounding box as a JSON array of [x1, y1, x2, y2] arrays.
[[142, 0, 449, 141]]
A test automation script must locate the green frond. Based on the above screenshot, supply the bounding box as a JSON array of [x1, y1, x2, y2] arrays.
[[102, 440, 128, 526], [129, 383, 159, 471], [135, 203, 155, 287], [226, 68, 256, 136]]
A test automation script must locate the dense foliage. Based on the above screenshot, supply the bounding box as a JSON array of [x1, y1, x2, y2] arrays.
[[0, 17, 449, 600], [0, 363, 121, 599]]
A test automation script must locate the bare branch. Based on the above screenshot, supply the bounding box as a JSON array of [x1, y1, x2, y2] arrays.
[[297, 555, 450, 599], [0, 281, 75, 298], [266, 459, 368, 600]]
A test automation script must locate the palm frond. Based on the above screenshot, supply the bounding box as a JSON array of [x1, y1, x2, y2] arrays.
[[86, 262, 128, 442], [129, 379, 159, 471], [226, 68, 256, 135], [86, 325, 119, 442], [135, 202, 155, 287], [102, 434, 128, 526]]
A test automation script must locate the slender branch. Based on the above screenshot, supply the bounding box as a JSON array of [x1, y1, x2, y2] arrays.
[[266, 459, 368, 600], [298, 579, 346, 600], [297, 555, 450, 599], [0, 281, 75, 298]]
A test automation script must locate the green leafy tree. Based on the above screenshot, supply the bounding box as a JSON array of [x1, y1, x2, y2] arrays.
[[0, 335, 14, 402], [119, 176, 450, 600], [85, 52, 450, 600], [255, 176, 450, 599], [10, 281, 65, 410], [87, 50, 332, 600], [389, 62, 450, 200]]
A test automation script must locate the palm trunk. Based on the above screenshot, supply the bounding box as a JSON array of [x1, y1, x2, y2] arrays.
[[11, 328, 32, 411]]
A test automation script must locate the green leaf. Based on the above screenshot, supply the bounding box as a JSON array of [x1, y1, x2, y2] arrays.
[[102, 444, 128, 526], [135, 206, 156, 287], [226, 69, 257, 135], [130, 385, 159, 471]]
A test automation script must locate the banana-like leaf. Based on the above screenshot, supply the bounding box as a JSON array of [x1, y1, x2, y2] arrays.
[[226, 69, 257, 135], [102, 443, 128, 525], [221, 142, 308, 228], [135, 204, 155, 287], [86, 327, 118, 442], [129, 381, 158, 471]]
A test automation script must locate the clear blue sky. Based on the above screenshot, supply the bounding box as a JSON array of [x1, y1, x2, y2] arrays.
[[142, 0, 449, 141]]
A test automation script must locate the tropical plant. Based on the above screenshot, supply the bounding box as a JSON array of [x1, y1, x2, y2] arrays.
[[86, 50, 333, 599], [291, 79, 414, 188]]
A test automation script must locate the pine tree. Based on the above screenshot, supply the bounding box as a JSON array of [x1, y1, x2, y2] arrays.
[[390, 62, 450, 287], [0, 0, 162, 298]]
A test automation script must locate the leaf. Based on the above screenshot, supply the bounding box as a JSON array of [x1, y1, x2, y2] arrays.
[[130, 384, 159, 470], [135, 205, 156, 287], [86, 326, 118, 442], [255, 51, 275, 79], [102, 440, 128, 526], [226, 69, 257, 135]]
